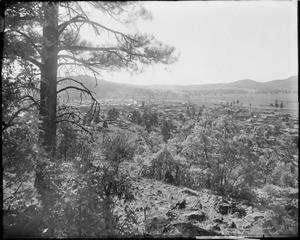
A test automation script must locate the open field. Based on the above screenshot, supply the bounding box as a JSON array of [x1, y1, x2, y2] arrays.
[[192, 93, 297, 108], [162, 92, 298, 114]]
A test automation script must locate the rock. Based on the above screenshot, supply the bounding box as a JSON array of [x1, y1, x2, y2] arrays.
[[243, 224, 252, 229], [232, 206, 247, 218], [163, 222, 221, 236], [212, 224, 221, 231], [215, 202, 231, 215], [213, 217, 224, 224], [182, 189, 199, 197], [190, 200, 203, 210], [172, 200, 187, 210], [187, 212, 206, 222], [166, 210, 178, 221], [179, 200, 186, 209], [215, 200, 246, 218], [229, 221, 236, 228], [164, 170, 174, 184]]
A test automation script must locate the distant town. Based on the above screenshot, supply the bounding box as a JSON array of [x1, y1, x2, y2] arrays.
[[77, 96, 298, 152]]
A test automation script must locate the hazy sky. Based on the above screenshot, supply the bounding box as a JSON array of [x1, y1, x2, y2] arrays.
[[81, 1, 298, 86]]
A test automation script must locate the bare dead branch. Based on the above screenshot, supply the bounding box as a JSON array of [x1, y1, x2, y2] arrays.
[[56, 111, 82, 121], [18, 95, 40, 106], [57, 86, 90, 95]]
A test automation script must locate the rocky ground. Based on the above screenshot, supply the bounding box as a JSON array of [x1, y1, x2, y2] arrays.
[[117, 178, 298, 237]]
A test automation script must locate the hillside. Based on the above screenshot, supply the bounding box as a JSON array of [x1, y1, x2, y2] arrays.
[[227, 79, 262, 89], [260, 75, 298, 90], [114, 177, 298, 237], [58, 75, 298, 100], [58, 75, 165, 100]]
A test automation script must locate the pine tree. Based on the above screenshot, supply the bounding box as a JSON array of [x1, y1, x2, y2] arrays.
[[3, 2, 178, 201]]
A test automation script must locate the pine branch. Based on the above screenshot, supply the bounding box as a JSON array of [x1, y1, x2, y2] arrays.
[[58, 15, 86, 35], [6, 29, 42, 55], [2, 102, 39, 131], [57, 15, 136, 42], [7, 51, 42, 69]]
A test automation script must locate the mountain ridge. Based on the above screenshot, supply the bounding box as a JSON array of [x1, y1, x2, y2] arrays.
[[58, 75, 298, 99], [69, 75, 297, 89]]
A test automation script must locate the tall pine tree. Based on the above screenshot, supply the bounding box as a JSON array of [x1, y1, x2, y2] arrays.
[[3, 2, 178, 200]]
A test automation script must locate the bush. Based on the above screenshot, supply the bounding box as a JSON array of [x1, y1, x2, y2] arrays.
[[4, 125, 139, 237]]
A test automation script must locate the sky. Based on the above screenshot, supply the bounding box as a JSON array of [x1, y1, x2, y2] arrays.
[[80, 1, 298, 86]]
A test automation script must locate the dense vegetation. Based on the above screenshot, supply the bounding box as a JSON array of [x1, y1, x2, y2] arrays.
[[3, 102, 298, 237]]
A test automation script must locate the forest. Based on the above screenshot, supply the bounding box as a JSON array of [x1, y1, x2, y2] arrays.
[[2, 2, 298, 238]]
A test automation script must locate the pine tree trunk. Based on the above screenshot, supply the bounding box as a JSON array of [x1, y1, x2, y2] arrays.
[[40, 2, 58, 155], [35, 2, 58, 199]]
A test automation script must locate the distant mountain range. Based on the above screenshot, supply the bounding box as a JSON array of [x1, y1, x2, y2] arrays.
[[227, 76, 298, 90], [57, 75, 298, 100]]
